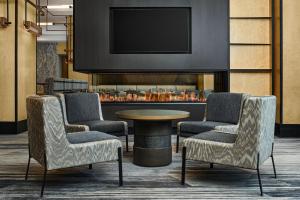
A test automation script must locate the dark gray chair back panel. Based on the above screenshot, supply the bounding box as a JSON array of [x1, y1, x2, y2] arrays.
[[206, 93, 243, 124], [64, 93, 100, 123]]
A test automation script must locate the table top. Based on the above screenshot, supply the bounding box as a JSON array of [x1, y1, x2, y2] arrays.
[[115, 109, 190, 121]]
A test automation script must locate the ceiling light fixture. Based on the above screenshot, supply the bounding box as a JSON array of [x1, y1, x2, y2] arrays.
[[38, 22, 54, 26], [47, 5, 73, 9]]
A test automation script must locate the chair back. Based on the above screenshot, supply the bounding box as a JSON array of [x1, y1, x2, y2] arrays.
[[206, 92, 245, 124], [235, 96, 276, 167], [63, 93, 103, 123], [26, 96, 69, 167]]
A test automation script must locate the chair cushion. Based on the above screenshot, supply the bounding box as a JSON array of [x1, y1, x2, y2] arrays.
[[67, 131, 118, 144], [206, 93, 243, 124], [64, 93, 100, 123], [180, 121, 233, 134], [79, 120, 125, 134], [192, 130, 237, 144]]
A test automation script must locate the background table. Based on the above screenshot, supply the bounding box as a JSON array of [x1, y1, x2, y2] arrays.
[[116, 109, 190, 167]]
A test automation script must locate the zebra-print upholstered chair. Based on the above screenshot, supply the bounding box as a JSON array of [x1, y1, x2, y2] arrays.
[[176, 92, 249, 153], [25, 96, 123, 197], [57, 93, 129, 152], [181, 96, 277, 196]]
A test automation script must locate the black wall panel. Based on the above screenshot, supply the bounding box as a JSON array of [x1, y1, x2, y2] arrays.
[[74, 0, 229, 73]]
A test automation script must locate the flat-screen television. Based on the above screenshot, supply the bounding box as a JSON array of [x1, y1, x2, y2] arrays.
[[110, 7, 191, 54]]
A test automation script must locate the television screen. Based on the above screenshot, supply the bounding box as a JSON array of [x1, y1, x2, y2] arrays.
[[110, 7, 191, 54]]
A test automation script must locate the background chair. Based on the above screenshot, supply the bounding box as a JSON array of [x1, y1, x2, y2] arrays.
[[176, 92, 248, 153], [57, 93, 129, 152], [26, 96, 123, 197], [181, 96, 277, 196]]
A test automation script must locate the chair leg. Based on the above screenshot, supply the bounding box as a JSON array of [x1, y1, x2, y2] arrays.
[[210, 163, 213, 169], [118, 147, 123, 186], [125, 135, 129, 152], [25, 156, 31, 181], [40, 168, 47, 197], [176, 135, 179, 153], [181, 146, 186, 185], [257, 153, 263, 196], [25, 145, 31, 180], [271, 143, 277, 178], [89, 164, 92, 169]]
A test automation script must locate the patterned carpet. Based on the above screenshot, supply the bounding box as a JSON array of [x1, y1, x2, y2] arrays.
[[0, 133, 300, 199]]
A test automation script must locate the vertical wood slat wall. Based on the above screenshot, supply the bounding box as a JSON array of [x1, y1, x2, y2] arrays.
[[281, 0, 300, 125], [0, 0, 36, 133], [0, 0, 15, 122], [230, 0, 273, 96], [18, 0, 36, 121]]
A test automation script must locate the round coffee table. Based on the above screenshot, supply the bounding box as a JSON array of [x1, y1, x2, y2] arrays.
[[116, 109, 190, 167]]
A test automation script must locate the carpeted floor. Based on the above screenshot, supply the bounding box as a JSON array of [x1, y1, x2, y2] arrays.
[[0, 133, 299, 199]]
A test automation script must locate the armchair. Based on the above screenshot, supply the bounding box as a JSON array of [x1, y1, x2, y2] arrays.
[[57, 93, 129, 152], [26, 96, 123, 197], [176, 92, 248, 152], [181, 96, 277, 196]]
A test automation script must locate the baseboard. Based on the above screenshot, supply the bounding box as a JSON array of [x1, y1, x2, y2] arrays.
[[275, 124, 300, 137], [0, 120, 27, 134], [17, 120, 27, 133]]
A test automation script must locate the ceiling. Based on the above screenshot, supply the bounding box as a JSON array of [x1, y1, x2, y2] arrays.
[[38, 0, 73, 42]]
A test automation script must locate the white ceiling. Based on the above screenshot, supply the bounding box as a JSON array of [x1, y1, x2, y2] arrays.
[[38, 0, 73, 42]]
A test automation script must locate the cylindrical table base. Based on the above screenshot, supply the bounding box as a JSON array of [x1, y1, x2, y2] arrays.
[[133, 120, 172, 167], [133, 147, 172, 167]]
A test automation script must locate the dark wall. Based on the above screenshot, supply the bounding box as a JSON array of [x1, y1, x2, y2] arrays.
[[74, 0, 229, 73]]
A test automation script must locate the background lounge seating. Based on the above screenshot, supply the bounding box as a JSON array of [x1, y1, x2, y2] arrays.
[[57, 93, 129, 151], [181, 96, 277, 196], [26, 96, 123, 197], [176, 92, 248, 152], [45, 77, 89, 95]]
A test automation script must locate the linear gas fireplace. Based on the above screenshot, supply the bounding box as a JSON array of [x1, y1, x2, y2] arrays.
[[90, 73, 228, 103], [93, 85, 206, 103]]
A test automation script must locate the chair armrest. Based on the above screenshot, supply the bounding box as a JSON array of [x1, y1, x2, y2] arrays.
[[120, 121, 128, 135], [177, 121, 183, 136], [183, 138, 235, 165], [65, 124, 89, 133], [46, 139, 122, 170]]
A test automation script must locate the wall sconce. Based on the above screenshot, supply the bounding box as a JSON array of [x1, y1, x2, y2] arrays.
[[24, 21, 42, 36], [23, 0, 42, 36], [0, 0, 12, 28]]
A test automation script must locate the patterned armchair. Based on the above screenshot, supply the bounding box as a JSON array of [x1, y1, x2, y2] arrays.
[[176, 92, 249, 152], [25, 96, 123, 197], [181, 96, 277, 196], [57, 93, 129, 152]]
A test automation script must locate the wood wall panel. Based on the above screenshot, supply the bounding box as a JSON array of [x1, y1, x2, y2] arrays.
[[230, 0, 272, 98], [56, 42, 66, 55], [273, 0, 281, 123], [17, 0, 36, 121], [0, 0, 15, 121], [230, 45, 271, 69], [230, 19, 271, 44], [203, 74, 214, 90], [230, 0, 271, 17], [230, 73, 272, 96], [68, 64, 89, 81], [282, 0, 300, 124]]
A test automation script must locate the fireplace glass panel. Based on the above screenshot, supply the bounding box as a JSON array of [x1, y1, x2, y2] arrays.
[[90, 74, 215, 103]]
